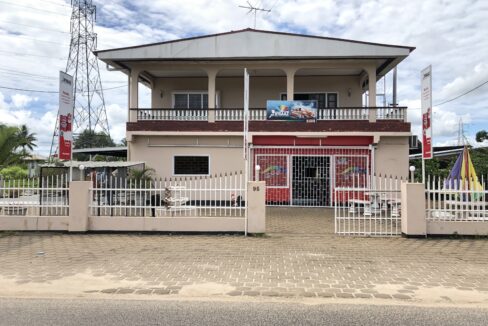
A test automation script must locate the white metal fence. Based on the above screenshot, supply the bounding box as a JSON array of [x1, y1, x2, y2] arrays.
[[89, 171, 247, 218], [426, 175, 487, 221], [0, 175, 69, 217], [334, 174, 404, 236]]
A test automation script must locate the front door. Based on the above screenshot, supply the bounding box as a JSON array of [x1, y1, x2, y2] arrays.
[[292, 156, 329, 206]]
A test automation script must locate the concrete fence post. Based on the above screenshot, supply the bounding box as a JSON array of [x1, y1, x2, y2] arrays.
[[401, 182, 427, 237], [68, 181, 91, 232], [247, 181, 266, 234]]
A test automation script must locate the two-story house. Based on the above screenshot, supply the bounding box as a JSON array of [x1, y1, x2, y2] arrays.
[[95, 29, 414, 207]]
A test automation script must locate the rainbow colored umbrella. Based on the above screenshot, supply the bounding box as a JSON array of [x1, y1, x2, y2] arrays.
[[445, 147, 483, 199]]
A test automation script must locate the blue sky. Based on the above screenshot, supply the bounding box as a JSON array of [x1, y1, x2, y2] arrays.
[[0, 0, 487, 155]]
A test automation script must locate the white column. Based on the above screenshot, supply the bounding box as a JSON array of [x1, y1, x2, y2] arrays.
[[129, 69, 140, 122], [285, 68, 296, 101], [366, 66, 377, 122], [206, 68, 218, 123]]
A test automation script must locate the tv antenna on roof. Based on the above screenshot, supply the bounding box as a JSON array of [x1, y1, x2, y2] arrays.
[[239, 1, 271, 29]]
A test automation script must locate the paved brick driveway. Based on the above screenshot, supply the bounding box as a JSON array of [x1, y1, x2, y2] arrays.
[[0, 207, 488, 304]]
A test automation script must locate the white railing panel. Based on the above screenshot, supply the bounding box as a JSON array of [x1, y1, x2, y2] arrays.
[[426, 175, 487, 222], [89, 171, 246, 218], [134, 107, 406, 122], [0, 175, 70, 217], [334, 174, 404, 236]]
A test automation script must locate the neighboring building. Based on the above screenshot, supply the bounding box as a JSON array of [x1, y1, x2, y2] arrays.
[[23, 154, 46, 178], [95, 28, 414, 206]]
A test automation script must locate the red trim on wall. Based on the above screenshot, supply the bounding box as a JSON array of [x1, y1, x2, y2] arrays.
[[252, 136, 373, 146]]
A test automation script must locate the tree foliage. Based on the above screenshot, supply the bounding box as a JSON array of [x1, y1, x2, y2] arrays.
[[476, 130, 488, 143], [73, 129, 115, 161], [0, 124, 37, 169], [0, 166, 28, 179], [128, 167, 155, 188], [411, 147, 488, 180]]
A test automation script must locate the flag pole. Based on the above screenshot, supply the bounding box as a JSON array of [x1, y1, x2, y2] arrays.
[[243, 68, 249, 236]]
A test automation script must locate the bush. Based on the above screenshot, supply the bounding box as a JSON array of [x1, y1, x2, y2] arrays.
[[0, 166, 28, 180]]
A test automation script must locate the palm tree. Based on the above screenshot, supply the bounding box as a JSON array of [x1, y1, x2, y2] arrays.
[[17, 125, 37, 152], [0, 124, 22, 169], [128, 167, 155, 187], [0, 124, 37, 169]]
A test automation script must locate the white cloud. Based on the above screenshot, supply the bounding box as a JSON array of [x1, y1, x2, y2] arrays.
[[11, 94, 38, 108]]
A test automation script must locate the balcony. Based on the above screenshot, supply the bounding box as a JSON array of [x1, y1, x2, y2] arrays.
[[127, 107, 410, 134], [131, 107, 407, 122]]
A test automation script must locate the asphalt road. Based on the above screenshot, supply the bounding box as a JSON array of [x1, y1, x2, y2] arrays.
[[0, 298, 487, 326]]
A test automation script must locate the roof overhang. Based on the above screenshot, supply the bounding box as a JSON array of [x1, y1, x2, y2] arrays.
[[96, 29, 414, 79]]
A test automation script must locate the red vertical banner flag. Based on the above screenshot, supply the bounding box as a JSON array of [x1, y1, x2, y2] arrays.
[[58, 71, 74, 160], [421, 66, 433, 159]]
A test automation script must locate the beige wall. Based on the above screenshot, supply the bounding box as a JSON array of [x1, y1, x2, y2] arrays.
[[375, 136, 409, 179], [129, 135, 245, 178], [129, 134, 409, 181], [151, 75, 362, 108]]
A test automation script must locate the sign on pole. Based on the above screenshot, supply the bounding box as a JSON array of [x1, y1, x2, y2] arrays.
[[243, 68, 249, 160], [421, 66, 433, 160], [58, 71, 74, 161]]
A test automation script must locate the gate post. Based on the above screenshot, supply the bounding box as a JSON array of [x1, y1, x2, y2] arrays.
[[247, 181, 266, 234], [401, 182, 427, 237], [68, 181, 91, 232]]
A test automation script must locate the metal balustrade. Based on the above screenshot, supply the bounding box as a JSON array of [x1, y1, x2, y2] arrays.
[[334, 174, 404, 236], [0, 175, 70, 217], [130, 107, 407, 122], [426, 175, 488, 221], [89, 171, 246, 218]]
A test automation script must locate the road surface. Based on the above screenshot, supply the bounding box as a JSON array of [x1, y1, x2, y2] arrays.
[[0, 297, 487, 326]]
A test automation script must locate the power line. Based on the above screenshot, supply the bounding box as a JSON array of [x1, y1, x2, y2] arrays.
[[0, 85, 58, 93], [38, 0, 71, 8], [0, 84, 126, 93], [0, 34, 69, 46], [0, 67, 127, 84], [435, 79, 488, 106], [0, 20, 69, 34], [0, 1, 68, 16], [0, 50, 66, 60]]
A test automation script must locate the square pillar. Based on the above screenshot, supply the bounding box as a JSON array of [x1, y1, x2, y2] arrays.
[[68, 181, 91, 232], [207, 69, 218, 123], [401, 182, 427, 237], [366, 66, 377, 122], [129, 69, 140, 122], [285, 69, 296, 101], [247, 181, 266, 234]]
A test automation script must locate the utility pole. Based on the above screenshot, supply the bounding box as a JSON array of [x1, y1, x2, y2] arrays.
[[50, 0, 110, 158], [239, 1, 271, 28]]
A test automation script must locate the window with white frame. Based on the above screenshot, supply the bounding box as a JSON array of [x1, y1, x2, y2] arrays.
[[174, 156, 209, 175], [280, 92, 338, 108], [173, 92, 209, 109]]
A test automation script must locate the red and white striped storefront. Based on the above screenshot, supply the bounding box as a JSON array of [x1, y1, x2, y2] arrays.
[[250, 136, 373, 207]]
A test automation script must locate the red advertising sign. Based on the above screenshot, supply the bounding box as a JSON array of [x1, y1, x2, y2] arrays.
[[58, 71, 74, 160], [421, 66, 433, 159], [256, 155, 288, 187]]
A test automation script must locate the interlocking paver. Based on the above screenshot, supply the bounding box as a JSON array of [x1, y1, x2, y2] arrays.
[[0, 208, 488, 304]]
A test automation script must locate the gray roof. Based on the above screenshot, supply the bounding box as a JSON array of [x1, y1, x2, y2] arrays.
[[41, 161, 145, 169], [96, 28, 414, 62]]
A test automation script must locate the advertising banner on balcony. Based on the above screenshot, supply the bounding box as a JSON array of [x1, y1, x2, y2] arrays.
[[421, 66, 433, 159], [266, 100, 317, 121], [58, 71, 74, 160]]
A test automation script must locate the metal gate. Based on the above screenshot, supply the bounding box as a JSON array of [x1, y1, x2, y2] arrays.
[[334, 174, 403, 236], [249, 145, 372, 207]]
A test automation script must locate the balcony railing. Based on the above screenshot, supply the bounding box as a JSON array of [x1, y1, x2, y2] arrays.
[[131, 107, 407, 122]]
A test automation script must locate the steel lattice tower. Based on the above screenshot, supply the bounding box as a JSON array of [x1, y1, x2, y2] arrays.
[[50, 0, 110, 158]]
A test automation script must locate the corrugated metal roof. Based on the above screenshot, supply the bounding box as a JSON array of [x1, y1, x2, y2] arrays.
[[41, 161, 144, 168]]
